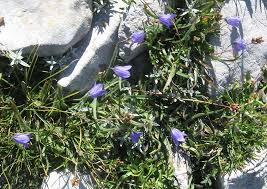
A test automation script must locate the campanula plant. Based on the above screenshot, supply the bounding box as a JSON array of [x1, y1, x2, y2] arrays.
[[170, 128, 187, 147], [1, 0, 266, 189]]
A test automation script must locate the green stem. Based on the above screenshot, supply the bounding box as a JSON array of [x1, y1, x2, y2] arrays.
[[119, 77, 122, 91], [92, 98, 97, 120]]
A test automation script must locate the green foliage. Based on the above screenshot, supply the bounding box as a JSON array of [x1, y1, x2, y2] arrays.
[[142, 0, 267, 187], [0, 0, 266, 189]]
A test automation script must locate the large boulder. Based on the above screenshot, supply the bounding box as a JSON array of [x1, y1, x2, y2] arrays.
[[0, 0, 93, 57]]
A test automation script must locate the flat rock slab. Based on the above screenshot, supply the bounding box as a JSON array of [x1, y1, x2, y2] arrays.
[[210, 0, 267, 93], [0, 0, 92, 57]]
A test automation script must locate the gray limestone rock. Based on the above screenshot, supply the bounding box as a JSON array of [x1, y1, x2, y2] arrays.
[[41, 170, 94, 189], [166, 138, 190, 189], [0, 0, 93, 57], [209, 0, 267, 94], [219, 150, 267, 189], [172, 151, 191, 189], [57, 0, 128, 92]]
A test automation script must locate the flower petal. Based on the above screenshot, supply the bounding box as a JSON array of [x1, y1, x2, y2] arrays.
[[12, 133, 31, 147], [233, 38, 246, 52], [122, 65, 132, 71], [159, 13, 177, 28], [171, 128, 186, 146], [131, 131, 143, 144], [89, 83, 106, 98], [225, 16, 241, 27], [13, 133, 31, 143], [131, 31, 145, 43], [112, 65, 132, 79]]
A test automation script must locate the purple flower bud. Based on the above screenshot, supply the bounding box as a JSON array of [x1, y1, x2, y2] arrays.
[[233, 38, 246, 52], [131, 131, 143, 144], [112, 65, 132, 79], [171, 128, 187, 146], [12, 133, 32, 148], [89, 83, 106, 98], [159, 13, 177, 28], [131, 31, 145, 44], [225, 16, 241, 27]]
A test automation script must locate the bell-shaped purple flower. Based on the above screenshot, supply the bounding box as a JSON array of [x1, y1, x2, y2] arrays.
[[89, 83, 106, 98], [171, 128, 187, 146], [131, 131, 143, 144], [233, 38, 246, 52], [225, 16, 241, 27], [159, 13, 177, 28], [112, 65, 132, 79], [131, 31, 145, 44], [12, 133, 32, 148]]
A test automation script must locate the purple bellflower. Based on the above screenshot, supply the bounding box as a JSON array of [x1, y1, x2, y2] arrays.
[[112, 65, 132, 79], [89, 83, 106, 98], [159, 13, 177, 28], [131, 131, 143, 144], [131, 31, 145, 44], [233, 38, 246, 52], [225, 16, 241, 27], [171, 128, 187, 147], [12, 133, 32, 148]]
